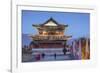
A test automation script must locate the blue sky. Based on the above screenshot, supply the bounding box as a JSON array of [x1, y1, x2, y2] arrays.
[[22, 10, 90, 38]]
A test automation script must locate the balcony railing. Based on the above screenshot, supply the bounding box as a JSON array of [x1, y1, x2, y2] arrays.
[[31, 35, 72, 40]]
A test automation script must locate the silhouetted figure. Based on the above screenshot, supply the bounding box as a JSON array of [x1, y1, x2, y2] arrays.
[[62, 48, 67, 55], [42, 53, 45, 59], [54, 53, 56, 60]]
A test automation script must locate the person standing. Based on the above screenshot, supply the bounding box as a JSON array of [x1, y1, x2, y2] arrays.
[[54, 53, 56, 60]]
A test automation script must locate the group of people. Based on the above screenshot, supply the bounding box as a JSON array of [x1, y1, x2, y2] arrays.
[[33, 48, 71, 61]]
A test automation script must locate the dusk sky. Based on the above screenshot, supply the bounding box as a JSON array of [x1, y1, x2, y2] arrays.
[[22, 10, 90, 39]]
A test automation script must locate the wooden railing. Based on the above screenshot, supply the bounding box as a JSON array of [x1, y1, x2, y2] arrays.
[[31, 35, 71, 40]]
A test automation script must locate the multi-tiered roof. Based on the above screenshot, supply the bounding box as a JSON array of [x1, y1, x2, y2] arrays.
[[31, 18, 71, 41]]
